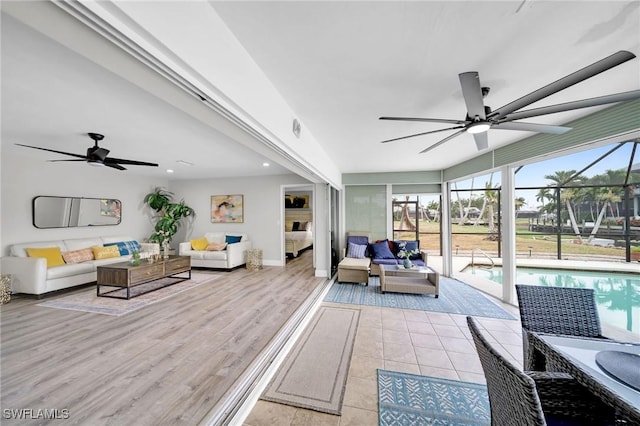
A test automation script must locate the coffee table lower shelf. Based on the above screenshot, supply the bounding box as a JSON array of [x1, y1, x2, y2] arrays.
[[97, 256, 192, 300]]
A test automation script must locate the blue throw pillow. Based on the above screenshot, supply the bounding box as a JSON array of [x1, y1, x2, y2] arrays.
[[371, 240, 395, 259], [225, 235, 242, 244], [347, 235, 369, 256], [395, 240, 421, 260], [347, 242, 367, 259]]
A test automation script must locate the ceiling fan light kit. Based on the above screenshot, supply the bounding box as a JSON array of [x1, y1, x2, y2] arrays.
[[381, 50, 639, 154], [16, 132, 159, 171]]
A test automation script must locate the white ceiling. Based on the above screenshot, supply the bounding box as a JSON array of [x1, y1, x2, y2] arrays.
[[2, 1, 640, 180]]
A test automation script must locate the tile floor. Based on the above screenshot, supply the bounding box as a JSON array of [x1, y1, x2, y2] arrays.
[[243, 295, 524, 426]]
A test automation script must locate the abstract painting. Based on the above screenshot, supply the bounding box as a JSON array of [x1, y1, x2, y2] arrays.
[[211, 194, 244, 223]]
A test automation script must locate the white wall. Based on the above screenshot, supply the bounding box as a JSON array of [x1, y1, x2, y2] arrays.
[[0, 150, 166, 256], [169, 174, 311, 265]]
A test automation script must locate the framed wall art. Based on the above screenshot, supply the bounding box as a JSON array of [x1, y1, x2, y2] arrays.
[[211, 194, 244, 223]]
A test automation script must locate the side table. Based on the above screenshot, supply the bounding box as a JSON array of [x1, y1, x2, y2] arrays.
[[247, 249, 263, 271]]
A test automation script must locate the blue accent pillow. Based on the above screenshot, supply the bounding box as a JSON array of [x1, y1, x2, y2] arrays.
[[371, 240, 395, 259], [225, 235, 242, 244], [347, 242, 367, 259], [104, 240, 141, 256], [347, 235, 369, 256], [394, 240, 421, 260]]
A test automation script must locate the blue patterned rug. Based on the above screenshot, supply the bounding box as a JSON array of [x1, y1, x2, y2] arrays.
[[378, 370, 490, 426], [325, 276, 515, 320]]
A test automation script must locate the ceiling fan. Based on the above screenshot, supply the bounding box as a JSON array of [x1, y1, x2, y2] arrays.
[[380, 50, 640, 154], [16, 132, 159, 170]]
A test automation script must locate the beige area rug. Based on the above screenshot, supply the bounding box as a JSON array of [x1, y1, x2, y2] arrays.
[[261, 306, 360, 415], [37, 273, 220, 316]]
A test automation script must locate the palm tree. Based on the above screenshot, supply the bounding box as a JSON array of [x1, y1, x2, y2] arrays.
[[545, 170, 583, 241], [483, 182, 499, 239]]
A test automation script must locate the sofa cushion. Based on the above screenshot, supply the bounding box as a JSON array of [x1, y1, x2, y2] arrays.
[[26, 247, 66, 268], [10, 241, 66, 258], [338, 257, 370, 270], [347, 242, 367, 258], [92, 245, 121, 260], [200, 250, 228, 261], [191, 237, 209, 251], [64, 238, 103, 252], [47, 262, 95, 279], [62, 248, 95, 264], [370, 240, 395, 259], [204, 232, 226, 244], [371, 258, 399, 266]]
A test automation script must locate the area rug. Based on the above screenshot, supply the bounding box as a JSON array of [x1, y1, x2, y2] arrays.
[[378, 370, 490, 426], [37, 273, 220, 316], [325, 276, 515, 320], [261, 306, 360, 415]]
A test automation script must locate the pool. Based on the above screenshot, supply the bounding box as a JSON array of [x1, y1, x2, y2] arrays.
[[463, 266, 640, 334]]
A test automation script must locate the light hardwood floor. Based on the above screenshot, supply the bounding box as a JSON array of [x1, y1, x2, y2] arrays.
[[0, 251, 324, 425]]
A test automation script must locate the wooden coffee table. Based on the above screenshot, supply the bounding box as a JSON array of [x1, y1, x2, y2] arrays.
[[97, 255, 191, 300]]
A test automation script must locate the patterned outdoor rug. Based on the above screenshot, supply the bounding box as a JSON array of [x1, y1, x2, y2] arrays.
[[325, 276, 515, 320], [261, 306, 360, 415], [378, 370, 490, 426], [37, 273, 220, 316]]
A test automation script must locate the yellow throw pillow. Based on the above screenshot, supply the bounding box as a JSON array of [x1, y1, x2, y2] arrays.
[[92, 245, 121, 260], [25, 247, 65, 268], [191, 237, 209, 251]]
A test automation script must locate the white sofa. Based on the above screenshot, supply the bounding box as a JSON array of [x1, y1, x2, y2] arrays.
[[1, 235, 157, 296], [179, 232, 251, 270]]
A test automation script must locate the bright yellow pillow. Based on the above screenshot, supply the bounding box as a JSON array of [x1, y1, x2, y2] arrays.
[[191, 237, 209, 251], [25, 247, 65, 268], [92, 245, 121, 260]]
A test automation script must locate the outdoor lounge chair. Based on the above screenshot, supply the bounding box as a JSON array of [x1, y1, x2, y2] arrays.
[[466, 316, 616, 426], [515, 284, 608, 371]]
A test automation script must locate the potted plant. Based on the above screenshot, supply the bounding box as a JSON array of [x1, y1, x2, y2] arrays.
[[144, 187, 195, 254], [396, 242, 420, 269]]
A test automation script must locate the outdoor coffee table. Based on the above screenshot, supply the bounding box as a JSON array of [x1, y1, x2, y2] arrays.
[[380, 264, 439, 297], [97, 255, 191, 300]]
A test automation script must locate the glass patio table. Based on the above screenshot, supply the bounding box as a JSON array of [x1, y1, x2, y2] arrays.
[[527, 332, 640, 424]]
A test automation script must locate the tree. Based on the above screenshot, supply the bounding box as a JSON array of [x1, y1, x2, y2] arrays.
[[143, 187, 195, 247], [544, 170, 583, 241]]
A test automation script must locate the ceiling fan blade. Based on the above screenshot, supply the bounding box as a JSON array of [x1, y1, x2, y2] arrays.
[[104, 162, 126, 171], [489, 50, 636, 120], [16, 144, 88, 160], [105, 157, 159, 167], [472, 132, 489, 150], [502, 90, 640, 121], [379, 116, 467, 125], [381, 126, 465, 143], [492, 121, 571, 134], [419, 129, 467, 154], [48, 159, 86, 162], [459, 72, 486, 119]]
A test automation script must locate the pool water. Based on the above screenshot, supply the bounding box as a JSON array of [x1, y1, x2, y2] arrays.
[[463, 266, 640, 334]]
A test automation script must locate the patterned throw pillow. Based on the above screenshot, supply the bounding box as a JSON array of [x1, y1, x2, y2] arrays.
[[347, 242, 367, 258], [62, 248, 94, 264], [206, 242, 227, 251], [92, 245, 121, 260], [25, 247, 65, 268], [104, 240, 141, 256]]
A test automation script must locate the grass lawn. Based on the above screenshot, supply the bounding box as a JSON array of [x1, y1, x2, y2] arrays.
[[395, 220, 627, 259]]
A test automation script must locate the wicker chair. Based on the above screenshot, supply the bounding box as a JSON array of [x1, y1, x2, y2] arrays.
[[466, 316, 616, 426], [515, 285, 608, 370]]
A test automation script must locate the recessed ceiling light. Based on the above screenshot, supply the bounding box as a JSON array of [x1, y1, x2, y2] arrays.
[[263, 162, 270, 167], [166, 169, 174, 173], [176, 160, 194, 166]]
